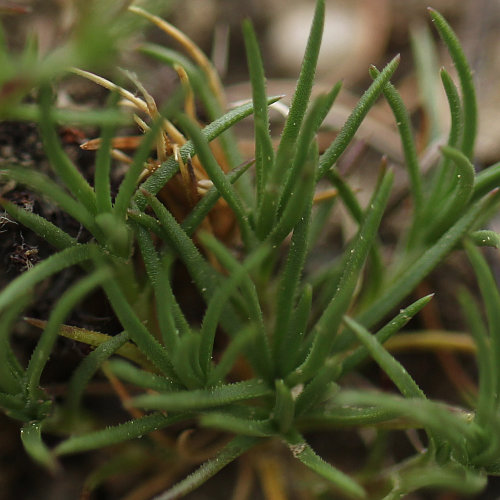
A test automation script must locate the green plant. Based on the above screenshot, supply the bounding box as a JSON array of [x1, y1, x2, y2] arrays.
[[2, 2, 500, 498]]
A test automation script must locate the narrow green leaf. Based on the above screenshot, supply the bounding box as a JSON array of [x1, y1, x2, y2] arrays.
[[278, 284, 312, 376], [273, 205, 312, 375], [0, 300, 29, 394], [131, 379, 272, 411], [272, 380, 295, 434], [21, 421, 58, 472], [154, 436, 259, 500], [343, 316, 426, 399], [440, 68, 464, 153], [336, 391, 479, 453], [199, 233, 272, 379], [428, 8, 477, 159], [159, 252, 191, 337], [126, 208, 164, 236], [130, 207, 244, 337], [39, 84, 97, 214], [299, 406, 400, 428], [277, 85, 342, 217], [3, 104, 131, 126], [289, 168, 393, 384], [464, 239, 500, 406], [457, 289, 494, 427], [134, 223, 180, 352], [94, 91, 120, 213], [0, 392, 25, 414], [278, 89, 341, 215], [318, 54, 400, 177], [26, 269, 109, 399], [5, 398, 50, 429], [0, 244, 93, 315], [94, 212, 132, 259], [339, 295, 434, 375], [200, 414, 275, 437], [398, 463, 486, 497], [277, 0, 324, 159], [25, 319, 151, 370], [267, 141, 317, 247], [473, 162, 500, 201], [286, 430, 366, 499], [0, 355, 21, 398], [198, 239, 270, 379], [357, 190, 500, 328], [54, 413, 185, 456], [102, 277, 176, 379], [256, 0, 325, 238], [369, 66, 423, 218], [469, 230, 500, 249], [171, 332, 204, 389], [140, 189, 218, 302], [106, 359, 180, 392], [0, 199, 76, 250], [423, 68, 464, 219], [425, 146, 475, 240], [131, 158, 250, 242], [65, 332, 131, 414], [0, 166, 98, 234], [324, 169, 385, 303], [242, 19, 274, 203], [133, 224, 161, 287]]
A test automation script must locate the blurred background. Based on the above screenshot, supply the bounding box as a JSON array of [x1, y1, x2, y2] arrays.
[[3, 0, 500, 164]]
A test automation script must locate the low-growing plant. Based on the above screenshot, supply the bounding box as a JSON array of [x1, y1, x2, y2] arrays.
[[2, 1, 500, 498]]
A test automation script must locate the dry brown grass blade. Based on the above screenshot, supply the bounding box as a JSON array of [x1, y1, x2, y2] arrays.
[[128, 5, 226, 110], [71, 68, 148, 113], [174, 64, 196, 121], [176, 428, 231, 464], [255, 452, 288, 500], [231, 456, 255, 500], [81, 136, 144, 151], [24, 317, 152, 370], [101, 362, 174, 449], [102, 362, 144, 420], [384, 331, 476, 354], [416, 282, 478, 403], [120, 470, 179, 500], [313, 188, 338, 204]]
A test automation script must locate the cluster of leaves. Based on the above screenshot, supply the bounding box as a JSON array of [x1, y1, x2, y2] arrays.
[[2, 1, 500, 498]]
